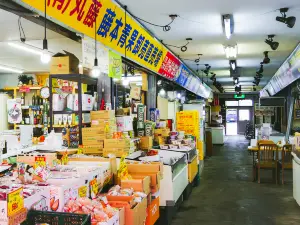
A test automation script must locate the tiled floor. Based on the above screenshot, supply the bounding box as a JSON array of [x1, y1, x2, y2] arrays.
[[171, 136, 300, 225]]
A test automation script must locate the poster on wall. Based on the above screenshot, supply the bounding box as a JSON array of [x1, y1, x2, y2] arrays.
[[108, 51, 122, 79], [7, 99, 22, 124], [82, 37, 109, 73]]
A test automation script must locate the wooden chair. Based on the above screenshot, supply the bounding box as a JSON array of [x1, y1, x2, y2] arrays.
[[256, 144, 279, 184], [280, 144, 293, 184]]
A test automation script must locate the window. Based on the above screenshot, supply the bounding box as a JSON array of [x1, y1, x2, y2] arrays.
[[239, 109, 250, 121], [238, 99, 253, 106], [225, 101, 238, 106]]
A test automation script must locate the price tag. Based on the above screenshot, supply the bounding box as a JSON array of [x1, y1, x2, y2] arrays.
[[78, 186, 88, 198], [34, 156, 46, 169], [7, 187, 24, 216], [90, 178, 98, 196], [19, 86, 30, 93]]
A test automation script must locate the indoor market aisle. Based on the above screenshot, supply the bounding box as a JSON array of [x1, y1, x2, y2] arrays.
[[171, 136, 300, 225]]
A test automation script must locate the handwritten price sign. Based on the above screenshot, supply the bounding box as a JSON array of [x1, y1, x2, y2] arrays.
[[90, 178, 98, 196], [78, 186, 88, 198], [7, 187, 24, 216], [34, 156, 46, 169]]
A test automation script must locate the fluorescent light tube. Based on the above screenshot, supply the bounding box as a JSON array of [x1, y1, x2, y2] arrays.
[[224, 16, 231, 39], [0, 65, 23, 73], [8, 42, 43, 55]]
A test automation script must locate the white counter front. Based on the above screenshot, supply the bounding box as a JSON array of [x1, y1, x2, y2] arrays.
[[210, 127, 224, 145]]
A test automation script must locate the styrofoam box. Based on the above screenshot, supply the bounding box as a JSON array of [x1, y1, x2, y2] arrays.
[[116, 116, 133, 132], [53, 94, 66, 111], [67, 94, 93, 111]]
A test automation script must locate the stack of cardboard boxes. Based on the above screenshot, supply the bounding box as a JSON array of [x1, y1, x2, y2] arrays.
[[103, 139, 131, 157], [82, 110, 116, 155]]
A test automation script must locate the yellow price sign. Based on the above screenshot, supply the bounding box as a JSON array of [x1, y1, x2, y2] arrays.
[[90, 178, 98, 196], [34, 156, 46, 169], [7, 187, 24, 216], [78, 186, 88, 198]]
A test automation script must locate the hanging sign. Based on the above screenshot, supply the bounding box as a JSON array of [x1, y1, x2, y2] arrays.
[[175, 65, 190, 86], [19, 86, 30, 93], [108, 50, 122, 79], [20, 0, 211, 98], [82, 36, 109, 73], [261, 43, 300, 96], [158, 52, 181, 80]]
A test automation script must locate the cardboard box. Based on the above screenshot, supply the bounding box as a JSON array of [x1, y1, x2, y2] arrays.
[[17, 152, 57, 167], [116, 116, 133, 132], [145, 197, 160, 225], [121, 176, 151, 195], [83, 138, 105, 146], [82, 127, 105, 135], [23, 187, 50, 211], [139, 136, 153, 150], [109, 197, 147, 225], [119, 207, 125, 225], [91, 110, 115, 120], [103, 148, 129, 157], [82, 144, 104, 154], [127, 162, 163, 179], [129, 172, 160, 190], [91, 118, 116, 127], [50, 51, 79, 74], [104, 139, 128, 148]]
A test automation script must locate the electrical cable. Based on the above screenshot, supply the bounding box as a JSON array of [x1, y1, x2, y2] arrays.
[[133, 15, 175, 31], [18, 17, 26, 42]]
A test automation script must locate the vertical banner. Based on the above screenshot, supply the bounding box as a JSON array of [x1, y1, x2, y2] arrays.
[[108, 50, 122, 79]]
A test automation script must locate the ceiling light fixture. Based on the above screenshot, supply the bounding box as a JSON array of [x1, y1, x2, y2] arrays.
[[257, 63, 264, 73], [265, 35, 279, 50], [230, 60, 237, 71], [223, 14, 234, 39], [164, 38, 192, 52], [224, 45, 238, 58], [276, 8, 296, 28], [41, 0, 51, 64], [263, 51, 270, 64], [92, 4, 101, 77], [8, 42, 43, 56], [0, 65, 23, 73], [159, 88, 166, 97], [134, 14, 177, 32]]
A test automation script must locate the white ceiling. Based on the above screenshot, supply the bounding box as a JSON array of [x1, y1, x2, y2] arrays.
[[119, 0, 300, 92], [0, 9, 81, 73]]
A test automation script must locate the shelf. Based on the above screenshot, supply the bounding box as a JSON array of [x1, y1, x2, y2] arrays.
[[50, 74, 97, 85], [4, 86, 42, 91], [53, 110, 91, 114], [16, 124, 44, 128]]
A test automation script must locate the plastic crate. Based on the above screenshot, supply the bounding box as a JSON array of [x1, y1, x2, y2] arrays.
[[21, 210, 91, 225]]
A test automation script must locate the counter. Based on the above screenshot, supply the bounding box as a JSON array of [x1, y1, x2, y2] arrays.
[[292, 151, 300, 206], [208, 127, 224, 145]]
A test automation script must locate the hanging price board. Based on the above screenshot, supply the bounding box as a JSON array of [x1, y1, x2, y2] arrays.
[[78, 186, 88, 198], [7, 187, 24, 216], [34, 156, 46, 169], [90, 178, 98, 196]]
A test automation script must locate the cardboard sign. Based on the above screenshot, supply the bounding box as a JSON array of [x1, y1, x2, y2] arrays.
[[34, 156, 46, 169], [90, 178, 98, 196], [78, 186, 88, 198], [7, 187, 24, 216]]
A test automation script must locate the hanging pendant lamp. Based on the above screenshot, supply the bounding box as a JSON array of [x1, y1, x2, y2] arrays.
[[92, 7, 101, 77], [41, 0, 51, 64]]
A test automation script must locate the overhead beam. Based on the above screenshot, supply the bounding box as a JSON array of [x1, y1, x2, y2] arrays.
[[0, 0, 81, 43]]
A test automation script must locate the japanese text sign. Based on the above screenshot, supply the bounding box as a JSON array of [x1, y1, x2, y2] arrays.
[[7, 188, 24, 216], [175, 65, 190, 86], [21, 0, 166, 74], [158, 52, 181, 79]]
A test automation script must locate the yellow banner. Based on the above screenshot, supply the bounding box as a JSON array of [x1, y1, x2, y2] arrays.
[[7, 187, 24, 216], [21, 0, 167, 74]]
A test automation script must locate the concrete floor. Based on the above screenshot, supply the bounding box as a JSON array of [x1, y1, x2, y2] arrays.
[[171, 136, 300, 225]]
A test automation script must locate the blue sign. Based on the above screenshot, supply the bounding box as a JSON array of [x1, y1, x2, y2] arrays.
[[175, 65, 190, 86]]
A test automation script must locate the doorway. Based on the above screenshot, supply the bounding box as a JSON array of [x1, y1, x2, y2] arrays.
[[226, 108, 238, 135], [238, 109, 250, 134]]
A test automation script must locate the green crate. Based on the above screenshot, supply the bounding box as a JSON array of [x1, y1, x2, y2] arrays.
[[21, 210, 91, 225]]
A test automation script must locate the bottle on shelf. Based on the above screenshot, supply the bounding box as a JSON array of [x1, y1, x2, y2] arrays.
[[21, 93, 25, 105], [32, 93, 36, 106], [39, 110, 43, 125], [33, 111, 37, 125], [25, 114, 30, 125], [36, 94, 41, 106]]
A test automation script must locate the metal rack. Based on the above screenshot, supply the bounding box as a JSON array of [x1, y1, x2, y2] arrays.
[[49, 74, 98, 145]]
